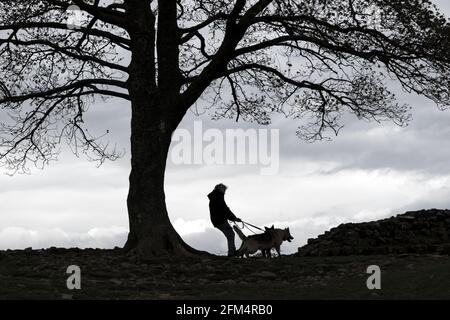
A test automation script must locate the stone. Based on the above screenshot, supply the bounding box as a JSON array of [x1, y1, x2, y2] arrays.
[[110, 279, 123, 286], [297, 209, 450, 256], [251, 271, 277, 279]]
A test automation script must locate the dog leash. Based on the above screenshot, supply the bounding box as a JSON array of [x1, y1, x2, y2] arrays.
[[242, 220, 265, 232], [234, 221, 257, 235], [238, 220, 265, 232]]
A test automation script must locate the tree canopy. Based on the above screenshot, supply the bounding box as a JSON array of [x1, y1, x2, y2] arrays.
[[1, 0, 449, 173]]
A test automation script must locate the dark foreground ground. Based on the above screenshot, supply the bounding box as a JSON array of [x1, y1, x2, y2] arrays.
[[0, 249, 449, 299]]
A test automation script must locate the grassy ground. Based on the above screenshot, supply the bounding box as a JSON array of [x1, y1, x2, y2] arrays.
[[0, 249, 449, 299]]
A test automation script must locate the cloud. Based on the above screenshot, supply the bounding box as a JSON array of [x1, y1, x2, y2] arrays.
[[0, 226, 127, 250], [1, 1, 449, 252], [173, 218, 210, 236], [179, 211, 394, 255]]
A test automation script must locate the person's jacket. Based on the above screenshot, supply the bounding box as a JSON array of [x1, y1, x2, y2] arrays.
[[207, 189, 238, 227]]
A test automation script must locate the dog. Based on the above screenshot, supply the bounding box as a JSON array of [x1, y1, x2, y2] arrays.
[[233, 225, 294, 258]]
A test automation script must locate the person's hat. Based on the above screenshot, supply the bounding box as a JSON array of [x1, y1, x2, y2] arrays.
[[214, 183, 228, 194]]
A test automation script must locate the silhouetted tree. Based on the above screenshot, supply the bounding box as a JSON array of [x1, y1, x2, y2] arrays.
[[0, 0, 449, 256]]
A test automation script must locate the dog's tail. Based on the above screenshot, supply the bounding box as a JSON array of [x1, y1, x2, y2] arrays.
[[233, 225, 246, 240]]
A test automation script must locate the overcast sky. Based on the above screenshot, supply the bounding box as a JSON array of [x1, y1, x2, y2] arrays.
[[1, 1, 449, 255]]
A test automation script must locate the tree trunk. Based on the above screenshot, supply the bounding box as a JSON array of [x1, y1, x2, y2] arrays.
[[123, 65, 206, 257], [123, 123, 192, 256], [123, 97, 204, 257], [122, 0, 207, 257]]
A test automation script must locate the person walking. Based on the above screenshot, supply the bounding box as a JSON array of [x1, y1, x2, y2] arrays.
[[207, 183, 241, 256]]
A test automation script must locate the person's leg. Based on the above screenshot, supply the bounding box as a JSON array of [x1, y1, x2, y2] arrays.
[[217, 222, 236, 256]]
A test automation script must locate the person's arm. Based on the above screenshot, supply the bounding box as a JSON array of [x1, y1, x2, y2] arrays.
[[224, 203, 240, 222]]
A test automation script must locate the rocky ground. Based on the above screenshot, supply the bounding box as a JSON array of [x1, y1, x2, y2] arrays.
[[298, 209, 450, 256], [0, 248, 449, 299], [1, 209, 450, 300]]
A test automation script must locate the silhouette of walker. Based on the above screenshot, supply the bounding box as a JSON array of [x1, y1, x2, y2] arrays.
[[207, 184, 241, 256]]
